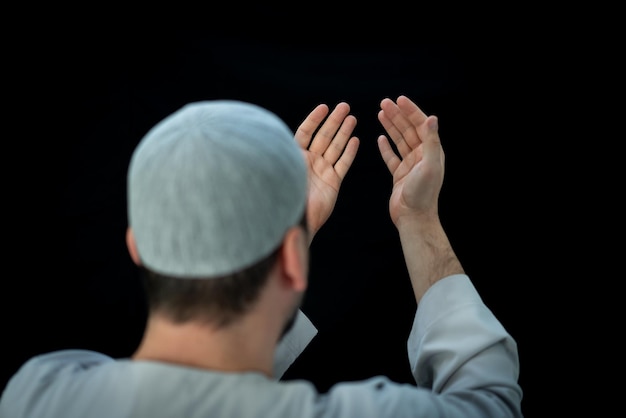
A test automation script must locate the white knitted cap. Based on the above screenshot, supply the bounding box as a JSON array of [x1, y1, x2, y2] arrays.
[[127, 100, 307, 277]]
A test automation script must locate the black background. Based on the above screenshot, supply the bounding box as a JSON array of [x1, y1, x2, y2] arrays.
[[4, 28, 581, 417]]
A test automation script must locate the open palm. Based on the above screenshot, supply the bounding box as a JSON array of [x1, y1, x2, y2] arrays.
[[376, 96, 444, 226], [295, 102, 359, 239]]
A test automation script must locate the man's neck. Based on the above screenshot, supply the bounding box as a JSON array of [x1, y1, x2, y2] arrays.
[[132, 313, 278, 378]]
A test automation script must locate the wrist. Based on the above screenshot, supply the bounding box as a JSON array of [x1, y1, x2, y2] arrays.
[[394, 211, 441, 232]]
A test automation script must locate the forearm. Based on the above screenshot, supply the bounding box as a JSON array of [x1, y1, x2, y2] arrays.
[[397, 215, 464, 303]]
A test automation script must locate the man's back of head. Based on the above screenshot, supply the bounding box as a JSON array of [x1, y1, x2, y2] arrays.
[[127, 100, 308, 279]]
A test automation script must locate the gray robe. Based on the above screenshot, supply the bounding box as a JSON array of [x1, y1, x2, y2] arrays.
[[0, 275, 523, 417]]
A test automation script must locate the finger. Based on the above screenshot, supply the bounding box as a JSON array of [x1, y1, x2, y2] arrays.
[[378, 109, 411, 158], [333, 136, 360, 181], [322, 114, 357, 164], [295, 104, 330, 149], [396, 95, 428, 130], [377, 135, 401, 174], [308, 102, 351, 154], [380, 96, 424, 150]]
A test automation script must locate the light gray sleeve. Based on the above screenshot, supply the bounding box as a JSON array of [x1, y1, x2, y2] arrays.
[[407, 274, 523, 416], [273, 309, 318, 379], [314, 274, 522, 417]]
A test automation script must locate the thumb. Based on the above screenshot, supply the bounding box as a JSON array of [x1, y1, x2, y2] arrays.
[[427, 115, 438, 132], [421, 115, 443, 164]]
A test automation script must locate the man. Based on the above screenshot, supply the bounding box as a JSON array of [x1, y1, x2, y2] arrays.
[[0, 96, 523, 417]]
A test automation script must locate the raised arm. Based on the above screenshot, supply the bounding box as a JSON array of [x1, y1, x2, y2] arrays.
[[274, 103, 359, 378], [295, 102, 360, 244], [376, 96, 522, 417], [377, 95, 464, 302]]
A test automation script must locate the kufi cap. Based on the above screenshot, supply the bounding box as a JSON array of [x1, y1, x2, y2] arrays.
[[127, 100, 307, 278]]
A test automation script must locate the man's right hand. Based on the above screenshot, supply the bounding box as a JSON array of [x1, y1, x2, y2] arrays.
[[377, 95, 464, 302], [377, 95, 444, 227]]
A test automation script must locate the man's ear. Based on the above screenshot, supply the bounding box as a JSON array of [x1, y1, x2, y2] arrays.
[[126, 228, 142, 266], [279, 226, 308, 292]]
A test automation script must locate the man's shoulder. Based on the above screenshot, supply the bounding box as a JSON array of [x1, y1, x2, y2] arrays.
[[7, 349, 114, 383], [0, 349, 117, 418]]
